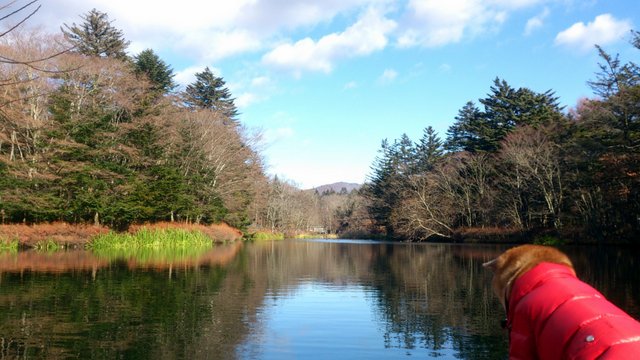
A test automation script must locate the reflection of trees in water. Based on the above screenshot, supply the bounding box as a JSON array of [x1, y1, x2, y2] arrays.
[[243, 241, 509, 358], [242, 242, 639, 359], [564, 246, 640, 319], [0, 242, 636, 359], [367, 244, 508, 358], [0, 243, 255, 359]]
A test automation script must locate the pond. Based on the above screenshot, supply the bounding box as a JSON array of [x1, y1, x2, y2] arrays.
[[0, 239, 638, 359]]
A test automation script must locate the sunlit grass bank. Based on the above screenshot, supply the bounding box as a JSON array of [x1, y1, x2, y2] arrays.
[[87, 228, 214, 263], [247, 231, 285, 241], [128, 222, 242, 243], [88, 228, 213, 250], [0, 222, 242, 250]]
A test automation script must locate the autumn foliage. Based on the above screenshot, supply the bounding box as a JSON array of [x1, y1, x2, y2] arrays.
[[0, 222, 109, 247], [0, 221, 243, 247]]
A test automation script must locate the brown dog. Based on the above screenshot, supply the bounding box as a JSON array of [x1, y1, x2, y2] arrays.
[[484, 245, 640, 359], [483, 244, 574, 309]]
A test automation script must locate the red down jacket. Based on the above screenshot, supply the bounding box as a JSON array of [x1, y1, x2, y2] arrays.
[[507, 262, 640, 360]]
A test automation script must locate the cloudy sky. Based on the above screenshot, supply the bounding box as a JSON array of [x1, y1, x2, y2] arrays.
[[31, 0, 640, 188]]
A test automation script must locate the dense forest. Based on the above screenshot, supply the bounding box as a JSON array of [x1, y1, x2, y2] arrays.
[[355, 31, 640, 244], [1, 4, 638, 244], [0, 6, 350, 233]]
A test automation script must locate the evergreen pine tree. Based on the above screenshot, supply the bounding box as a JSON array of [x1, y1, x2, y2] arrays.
[[445, 101, 484, 152], [61, 8, 130, 59], [416, 126, 444, 172], [395, 133, 417, 175], [364, 139, 399, 236], [183, 67, 239, 121], [134, 49, 176, 95], [474, 78, 564, 152]]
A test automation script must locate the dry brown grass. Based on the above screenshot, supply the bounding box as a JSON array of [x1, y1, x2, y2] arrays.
[[0, 222, 110, 247], [456, 227, 523, 237], [454, 226, 527, 243], [0, 221, 243, 247]]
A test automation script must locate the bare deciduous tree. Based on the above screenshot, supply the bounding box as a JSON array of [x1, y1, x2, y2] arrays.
[[500, 125, 564, 228]]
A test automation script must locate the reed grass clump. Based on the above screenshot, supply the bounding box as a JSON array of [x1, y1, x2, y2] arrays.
[[34, 239, 63, 252], [0, 238, 18, 252], [88, 228, 213, 250], [248, 231, 285, 241]]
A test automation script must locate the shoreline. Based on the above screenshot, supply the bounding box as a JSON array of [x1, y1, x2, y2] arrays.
[[0, 222, 243, 249], [1, 223, 635, 250]]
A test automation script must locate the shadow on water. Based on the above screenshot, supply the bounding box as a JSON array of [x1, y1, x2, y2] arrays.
[[0, 240, 637, 359]]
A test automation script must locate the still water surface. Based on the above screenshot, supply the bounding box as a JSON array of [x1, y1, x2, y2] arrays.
[[0, 239, 638, 359]]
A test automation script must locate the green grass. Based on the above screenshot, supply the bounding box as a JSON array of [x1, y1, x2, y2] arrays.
[[87, 228, 214, 263], [533, 235, 566, 246], [34, 239, 63, 252], [0, 238, 18, 253], [88, 228, 213, 250], [247, 231, 285, 241]]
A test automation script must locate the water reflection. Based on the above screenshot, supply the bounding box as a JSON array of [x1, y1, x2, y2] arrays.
[[237, 241, 509, 359], [0, 240, 637, 359], [0, 242, 242, 273]]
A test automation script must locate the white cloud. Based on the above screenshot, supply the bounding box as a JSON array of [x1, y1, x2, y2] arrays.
[[378, 68, 398, 83], [235, 92, 258, 108], [397, 0, 548, 48], [486, 0, 547, 9], [231, 75, 276, 108], [181, 29, 263, 61], [524, 8, 550, 36], [235, 0, 375, 33], [251, 76, 271, 87], [398, 0, 503, 47], [555, 14, 632, 52], [262, 7, 396, 75], [40, 0, 377, 63], [36, 0, 565, 70]]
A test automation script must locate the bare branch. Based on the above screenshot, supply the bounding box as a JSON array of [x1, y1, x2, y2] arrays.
[[0, 1, 39, 38]]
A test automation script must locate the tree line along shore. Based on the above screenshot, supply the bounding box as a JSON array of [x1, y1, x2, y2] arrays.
[[1, 6, 639, 246]]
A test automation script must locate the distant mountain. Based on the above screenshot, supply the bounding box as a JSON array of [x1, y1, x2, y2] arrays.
[[311, 182, 362, 194]]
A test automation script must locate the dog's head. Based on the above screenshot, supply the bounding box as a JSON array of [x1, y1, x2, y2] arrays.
[[483, 245, 575, 309]]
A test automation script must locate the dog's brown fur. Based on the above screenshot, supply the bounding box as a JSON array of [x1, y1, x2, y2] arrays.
[[483, 245, 575, 309]]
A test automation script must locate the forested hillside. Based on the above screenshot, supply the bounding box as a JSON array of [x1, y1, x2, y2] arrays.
[[0, 7, 362, 234], [358, 32, 640, 244], [0, 8, 267, 229], [2, 5, 638, 244]]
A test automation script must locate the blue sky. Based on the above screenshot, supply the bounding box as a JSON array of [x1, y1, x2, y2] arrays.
[[38, 0, 640, 188]]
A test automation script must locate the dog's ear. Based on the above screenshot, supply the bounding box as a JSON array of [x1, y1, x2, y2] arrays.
[[482, 258, 498, 271]]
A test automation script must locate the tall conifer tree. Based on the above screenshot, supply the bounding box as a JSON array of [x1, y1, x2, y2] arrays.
[[183, 67, 239, 122], [416, 126, 443, 172], [61, 9, 130, 59], [134, 49, 176, 95]]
